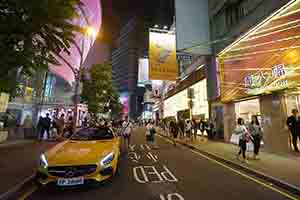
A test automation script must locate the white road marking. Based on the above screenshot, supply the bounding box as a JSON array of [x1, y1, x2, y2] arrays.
[[144, 166, 164, 183], [161, 165, 178, 182], [145, 144, 151, 150], [132, 165, 178, 183], [133, 166, 149, 183], [129, 144, 136, 151], [160, 193, 185, 200]]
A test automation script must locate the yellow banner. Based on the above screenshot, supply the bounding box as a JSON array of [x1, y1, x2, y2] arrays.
[[149, 32, 177, 80]]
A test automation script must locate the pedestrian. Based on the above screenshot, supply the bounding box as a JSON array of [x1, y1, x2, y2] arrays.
[[51, 116, 59, 139], [22, 115, 33, 138], [169, 120, 178, 146], [40, 113, 51, 140], [199, 119, 207, 138], [287, 109, 300, 152], [146, 121, 158, 149], [192, 119, 198, 140], [178, 119, 185, 139], [206, 119, 215, 140], [234, 118, 251, 163], [185, 120, 192, 142], [57, 114, 65, 137], [64, 116, 74, 138], [248, 115, 263, 159], [122, 119, 132, 149]]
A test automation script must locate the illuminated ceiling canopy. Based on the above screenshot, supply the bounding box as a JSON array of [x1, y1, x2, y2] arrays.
[[219, 0, 300, 102], [49, 0, 102, 84]]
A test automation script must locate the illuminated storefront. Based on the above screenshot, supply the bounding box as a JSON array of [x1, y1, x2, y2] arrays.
[[219, 0, 300, 152], [163, 79, 208, 119]]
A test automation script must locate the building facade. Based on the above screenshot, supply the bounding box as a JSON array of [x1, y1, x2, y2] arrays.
[[112, 17, 149, 119], [209, 0, 300, 153]]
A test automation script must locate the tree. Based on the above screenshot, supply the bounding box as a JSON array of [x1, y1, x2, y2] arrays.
[[0, 0, 82, 93], [81, 62, 123, 118]]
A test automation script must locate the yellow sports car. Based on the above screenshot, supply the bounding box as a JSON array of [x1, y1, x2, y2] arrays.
[[36, 127, 120, 187]]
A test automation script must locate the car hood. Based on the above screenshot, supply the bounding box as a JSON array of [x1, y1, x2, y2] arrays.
[[46, 140, 116, 166]]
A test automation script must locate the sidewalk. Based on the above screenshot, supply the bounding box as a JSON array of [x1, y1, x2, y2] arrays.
[[0, 140, 57, 196], [157, 129, 300, 190]]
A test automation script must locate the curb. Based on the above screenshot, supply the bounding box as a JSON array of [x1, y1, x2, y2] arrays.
[[158, 133, 300, 196]]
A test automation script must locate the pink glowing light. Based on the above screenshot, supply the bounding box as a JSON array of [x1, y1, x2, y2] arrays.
[[49, 0, 102, 84]]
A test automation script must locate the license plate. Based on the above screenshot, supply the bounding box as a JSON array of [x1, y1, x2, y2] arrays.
[[57, 177, 84, 186]]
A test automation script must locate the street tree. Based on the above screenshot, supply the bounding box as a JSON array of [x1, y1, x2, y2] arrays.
[[0, 0, 82, 93], [81, 62, 123, 118]]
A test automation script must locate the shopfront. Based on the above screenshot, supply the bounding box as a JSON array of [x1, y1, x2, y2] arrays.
[[163, 78, 209, 120], [219, 0, 300, 152]]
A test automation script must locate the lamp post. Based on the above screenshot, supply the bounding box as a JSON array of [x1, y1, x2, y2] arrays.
[[73, 27, 97, 130]]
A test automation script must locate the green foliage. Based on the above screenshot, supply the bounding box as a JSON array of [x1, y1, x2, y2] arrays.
[[0, 0, 82, 92], [81, 62, 123, 117]]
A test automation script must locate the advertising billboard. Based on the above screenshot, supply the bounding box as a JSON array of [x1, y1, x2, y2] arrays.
[[219, 1, 300, 102], [149, 31, 178, 81]]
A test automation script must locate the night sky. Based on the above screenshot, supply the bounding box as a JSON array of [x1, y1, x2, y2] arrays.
[[100, 0, 174, 43]]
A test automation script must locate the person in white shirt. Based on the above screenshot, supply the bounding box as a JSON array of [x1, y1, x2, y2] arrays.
[[185, 120, 192, 141], [234, 118, 251, 163], [122, 120, 132, 149]]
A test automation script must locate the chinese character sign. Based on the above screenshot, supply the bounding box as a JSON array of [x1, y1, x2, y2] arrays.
[[219, 0, 300, 102], [149, 32, 178, 81]]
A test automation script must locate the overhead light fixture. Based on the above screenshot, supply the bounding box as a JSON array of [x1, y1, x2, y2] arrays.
[[154, 24, 159, 28]]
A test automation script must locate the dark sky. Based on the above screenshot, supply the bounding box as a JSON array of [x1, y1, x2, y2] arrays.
[[99, 0, 174, 43], [113, 0, 175, 26]]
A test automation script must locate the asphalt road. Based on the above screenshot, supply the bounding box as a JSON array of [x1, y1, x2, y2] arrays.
[[22, 127, 296, 200], [0, 141, 57, 196]]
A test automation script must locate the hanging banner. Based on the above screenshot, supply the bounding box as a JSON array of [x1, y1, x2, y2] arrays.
[[149, 31, 177, 81]]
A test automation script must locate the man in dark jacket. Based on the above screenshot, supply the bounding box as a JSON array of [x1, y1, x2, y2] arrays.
[[287, 109, 300, 152], [40, 113, 51, 140]]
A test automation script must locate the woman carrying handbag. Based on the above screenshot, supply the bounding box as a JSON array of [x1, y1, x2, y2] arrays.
[[234, 118, 253, 163]]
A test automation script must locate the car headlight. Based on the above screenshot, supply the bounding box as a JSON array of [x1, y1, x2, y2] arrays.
[[100, 152, 114, 167], [39, 154, 48, 168]]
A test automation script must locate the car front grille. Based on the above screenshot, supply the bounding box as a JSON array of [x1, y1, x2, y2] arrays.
[[48, 165, 98, 178]]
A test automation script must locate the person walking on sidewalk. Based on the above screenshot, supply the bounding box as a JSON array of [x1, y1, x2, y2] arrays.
[[57, 114, 65, 137], [199, 119, 207, 137], [169, 120, 178, 146], [39, 113, 51, 141], [234, 118, 251, 163], [122, 119, 132, 149], [146, 121, 158, 149], [192, 119, 198, 140], [248, 115, 263, 159], [206, 119, 215, 140], [185, 120, 192, 142], [287, 109, 300, 152], [178, 119, 185, 139]]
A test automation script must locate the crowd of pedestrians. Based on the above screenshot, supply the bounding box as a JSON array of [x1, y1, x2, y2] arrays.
[[157, 118, 216, 146]]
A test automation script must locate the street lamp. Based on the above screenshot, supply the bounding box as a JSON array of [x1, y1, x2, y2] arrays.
[[73, 26, 98, 129]]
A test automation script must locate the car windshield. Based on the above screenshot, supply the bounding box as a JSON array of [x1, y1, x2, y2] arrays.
[[70, 128, 114, 141]]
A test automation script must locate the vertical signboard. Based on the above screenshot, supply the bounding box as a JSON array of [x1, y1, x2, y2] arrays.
[[149, 31, 178, 81]]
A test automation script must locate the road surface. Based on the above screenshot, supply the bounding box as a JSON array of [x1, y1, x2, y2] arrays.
[[19, 127, 297, 200]]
